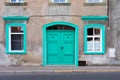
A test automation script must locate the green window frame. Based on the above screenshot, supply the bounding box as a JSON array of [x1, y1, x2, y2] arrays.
[[6, 23, 27, 54], [84, 24, 105, 54]]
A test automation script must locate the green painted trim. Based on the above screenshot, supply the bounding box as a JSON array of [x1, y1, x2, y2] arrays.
[[81, 16, 108, 21], [6, 23, 27, 54], [3, 16, 29, 20], [84, 24, 105, 54], [42, 21, 79, 66]]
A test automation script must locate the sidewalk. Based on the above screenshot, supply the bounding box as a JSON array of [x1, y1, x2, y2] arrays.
[[0, 66, 120, 72]]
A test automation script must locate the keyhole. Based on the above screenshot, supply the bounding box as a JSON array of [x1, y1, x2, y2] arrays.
[[52, 36, 54, 38], [61, 47, 64, 50]]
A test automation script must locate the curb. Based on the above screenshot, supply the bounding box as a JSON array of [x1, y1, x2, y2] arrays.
[[0, 70, 120, 73], [54, 70, 73, 72]]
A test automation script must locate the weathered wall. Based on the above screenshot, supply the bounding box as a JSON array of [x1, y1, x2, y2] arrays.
[[0, 0, 108, 66], [107, 0, 120, 65]]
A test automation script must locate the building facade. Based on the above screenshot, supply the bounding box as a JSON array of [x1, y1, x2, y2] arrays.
[[0, 0, 110, 66]]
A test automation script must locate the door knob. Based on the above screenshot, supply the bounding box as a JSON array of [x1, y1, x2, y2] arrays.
[[61, 47, 64, 50]]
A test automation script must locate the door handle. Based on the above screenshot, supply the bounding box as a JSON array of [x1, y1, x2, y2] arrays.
[[61, 47, 64, 50]]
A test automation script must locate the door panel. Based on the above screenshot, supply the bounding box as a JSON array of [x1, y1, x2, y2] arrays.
[[47, 31, 60, 64], [61, 31, 75, 64]]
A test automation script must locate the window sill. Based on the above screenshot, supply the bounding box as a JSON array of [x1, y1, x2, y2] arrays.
[[48, 2, 71, 6], [84, 51, 105, 55], [6, 51, 26, 54], [5, 2, 28, 6], [84, 2, 106, 6]]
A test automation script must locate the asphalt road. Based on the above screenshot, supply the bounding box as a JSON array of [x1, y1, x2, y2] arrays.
[[0, 72, 120, 80]]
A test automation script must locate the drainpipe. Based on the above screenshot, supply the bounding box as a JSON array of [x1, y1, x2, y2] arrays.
[[107, 0, 110, 29]]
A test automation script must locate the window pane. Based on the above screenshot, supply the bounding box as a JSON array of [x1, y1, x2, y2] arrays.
[[95, 0, 100, 2], [94, 28, 100, 35], [11, 27, 23, 33], [60, 0, 65, 2], [11, 0, 17, 2], [54, 0, 59, 2], [94, 38, 101, 51], [19, 0, 24, 2], [88, 0, 100, 3], [11, 34, 23, 50], [54, 0, 65, 3], [87, 28, 93, 35], [87, 38, 93, 51], [47, 25, 75, 30], [88, 0, 93, 2]]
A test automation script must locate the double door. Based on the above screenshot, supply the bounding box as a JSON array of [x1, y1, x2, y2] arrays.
[[47, 30, 75, 65]]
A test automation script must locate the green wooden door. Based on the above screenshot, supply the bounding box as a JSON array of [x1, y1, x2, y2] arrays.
[[47, 30, 75, 65]]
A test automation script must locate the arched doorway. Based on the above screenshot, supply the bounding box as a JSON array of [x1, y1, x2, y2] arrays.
[[43, 22, 79, 66]]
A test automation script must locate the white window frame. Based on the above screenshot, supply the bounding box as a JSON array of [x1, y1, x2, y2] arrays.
[[52, 0, 68, 3], [9, 27, 24, 52], [87, 28, 102, 52], [87, 0, 103, 3], [10, 0, 24, 3]]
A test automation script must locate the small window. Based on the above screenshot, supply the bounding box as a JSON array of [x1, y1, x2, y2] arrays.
[[52, 0, 68, 3], [10, 0, 24, 3], [87, 0, 103, 3], [84, 24, 105, 54]]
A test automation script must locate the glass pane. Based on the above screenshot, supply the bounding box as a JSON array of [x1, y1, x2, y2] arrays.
[[11, 0, 17, 2], [11, 27, 23, 33], [54, 0, 65, 3], [11, 34, 23, 50], [60, 0, 65, 2], [94, 38, 101, 51], [54, 0, 59, 2], [88, 0, 100, 3], [94, 0, 100, 2], [87, 28, 93, 35], [87, 38, 93, 51], [47, 25, 75, 30], [88, 0, 93, 3], [19, 0, 24, 2], [94, 28, 100, 35]]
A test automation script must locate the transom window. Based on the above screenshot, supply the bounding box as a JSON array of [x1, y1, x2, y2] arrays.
[[10, 0, 24, 3], [52, 0, 68, 3], [47, 25, 75, 30], [84, 24, 105, 54], [87, 0, 103, 3]]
